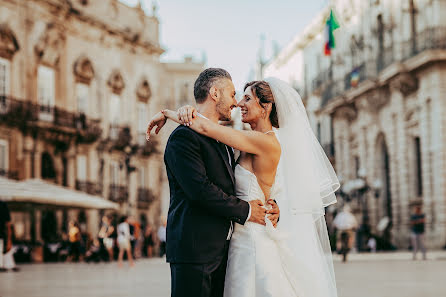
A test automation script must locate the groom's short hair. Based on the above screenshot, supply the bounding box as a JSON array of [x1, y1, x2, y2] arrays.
[[194, 68, 232, 104]]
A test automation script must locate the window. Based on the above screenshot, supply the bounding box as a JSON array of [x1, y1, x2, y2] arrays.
[[109, 94, 120, 139], [0, 57, 10, 96], [38, 65, 55, 121], [137, 102, 147, 145], [0, 139, 8, 174], [138, 166, 146, 188], [76, 155, 87, 181], [414, 137, 423, 197], [110, 160, 119, 185], [76, 83, 89, 114]]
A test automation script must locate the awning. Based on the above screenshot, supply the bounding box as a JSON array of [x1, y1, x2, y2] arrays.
[[0, 177, 118, 210]]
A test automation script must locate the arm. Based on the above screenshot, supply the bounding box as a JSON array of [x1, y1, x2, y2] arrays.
[[160, 109, 279, 156], [165, 128, 261, 225]]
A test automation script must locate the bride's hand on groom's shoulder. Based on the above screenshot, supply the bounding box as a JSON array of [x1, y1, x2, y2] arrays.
[[177, 105, 197, 127], [146, 111, 167, 141]]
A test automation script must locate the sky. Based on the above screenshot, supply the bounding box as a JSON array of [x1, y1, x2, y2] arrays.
[[120, 0, 328, 90]]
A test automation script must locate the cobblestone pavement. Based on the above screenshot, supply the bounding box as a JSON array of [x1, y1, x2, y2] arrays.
[[0, 251, 445, 297]]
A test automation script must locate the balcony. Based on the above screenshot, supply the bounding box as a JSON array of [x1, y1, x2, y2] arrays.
[[108, 184, 128, 203], [137, 132, 159, 156], [107, 125, 132, 151], [314, 26, 446, 106], [0, 95, 102, 144], [137, 188, 155, 209], [75, 180, 102, 195]]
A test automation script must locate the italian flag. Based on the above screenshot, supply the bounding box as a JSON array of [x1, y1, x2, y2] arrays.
[[324, 9, 340, 56]]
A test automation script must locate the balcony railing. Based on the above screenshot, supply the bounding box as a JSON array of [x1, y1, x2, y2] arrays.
[[312, 26, 446, 106], [137, 133, 159, 156], [75, 180, 102, 195], [0, 95, 102, 143], [137, 188, 155, 209], [109, 184, 128, 203]]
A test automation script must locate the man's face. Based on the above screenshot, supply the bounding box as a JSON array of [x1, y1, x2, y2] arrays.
[[215, 79, 237, 121]]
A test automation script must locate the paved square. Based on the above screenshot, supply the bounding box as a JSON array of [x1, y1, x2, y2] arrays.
[[0, 252, 445, 297]]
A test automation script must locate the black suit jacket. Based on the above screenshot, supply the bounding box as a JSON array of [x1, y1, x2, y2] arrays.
[[164, 126, 250, 264]]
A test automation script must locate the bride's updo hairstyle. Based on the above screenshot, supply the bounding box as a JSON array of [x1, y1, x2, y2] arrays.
[[244, 81, 279, 128]]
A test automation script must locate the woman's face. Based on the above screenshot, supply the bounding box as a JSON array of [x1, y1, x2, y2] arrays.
[[238, 86, 264, 124]]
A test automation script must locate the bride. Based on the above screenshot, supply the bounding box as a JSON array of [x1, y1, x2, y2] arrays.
[[147, 77, 340, 297]]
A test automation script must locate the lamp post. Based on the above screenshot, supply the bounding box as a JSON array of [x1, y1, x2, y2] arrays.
[[337, 169, 382, 252]]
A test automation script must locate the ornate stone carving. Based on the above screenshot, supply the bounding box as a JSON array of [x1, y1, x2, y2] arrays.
[[107, 70, 125, 94], [390, 72, 418, 96], [354, 87, 389, 114], [34, 23, 65, 67], [136, 78, 152, 102], [73, 55, 94, 84], [0, 24, 20, 59], [333, 104, 357, 122]]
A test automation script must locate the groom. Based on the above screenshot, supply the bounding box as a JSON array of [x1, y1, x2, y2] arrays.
[[159, 68, 279, 297]]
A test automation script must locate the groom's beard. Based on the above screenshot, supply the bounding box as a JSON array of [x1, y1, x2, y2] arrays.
[[216, 102, 232, 121]]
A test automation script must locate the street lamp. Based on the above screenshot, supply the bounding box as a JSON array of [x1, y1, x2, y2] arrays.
[[336, 169, 383, 252]]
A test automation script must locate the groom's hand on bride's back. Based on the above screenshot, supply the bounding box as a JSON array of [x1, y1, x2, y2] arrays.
[[248, 200, 267, 226]]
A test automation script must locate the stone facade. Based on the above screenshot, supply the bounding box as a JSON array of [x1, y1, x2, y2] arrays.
[[264, 0, 446, 249], [0, 0, 203, 242]]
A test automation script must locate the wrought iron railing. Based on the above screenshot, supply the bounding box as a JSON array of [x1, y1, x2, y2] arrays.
[[0, 95, 102, 143], [75, 180, 102, 195], [312, 26, 446, 106], [137, 188, 155, 209], [109, 184, 128, 203]]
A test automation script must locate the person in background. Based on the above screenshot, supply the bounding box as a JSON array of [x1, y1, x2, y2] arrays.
[[144, 224, 155, 258], [68, 221, 82, 262], [0, 201, 19, 272], [410, 204, 427, 260], [117, 216, 134, 268], [98, 216, 114, 261], [157, 219, 167, 258]]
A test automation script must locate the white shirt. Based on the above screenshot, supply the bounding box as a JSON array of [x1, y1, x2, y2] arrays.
[[196, 113, 251, 239], [117, 222, 130, 242]]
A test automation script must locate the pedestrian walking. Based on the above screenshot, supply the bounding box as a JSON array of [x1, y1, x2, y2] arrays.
[[98, 216, 114, 261], [157, 219, 166, 258], [117, 216, 134, 268], [144, 224, 155, 258], [68, 221, 82, 262], [410, 203, 427, 260], [0, 201, 19, 272]]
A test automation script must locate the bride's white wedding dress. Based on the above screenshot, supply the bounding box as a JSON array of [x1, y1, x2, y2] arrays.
[[224, 161, 299, 297], [223, 77, 339, 297]]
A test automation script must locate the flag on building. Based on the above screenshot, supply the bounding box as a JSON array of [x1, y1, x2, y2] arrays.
[[350, 67, 360, 87], [324, 9, 340, 56]]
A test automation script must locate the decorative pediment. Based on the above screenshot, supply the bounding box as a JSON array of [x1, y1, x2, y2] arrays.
[[136, 78, 152, 102], [73, 55, 94, 84], [107, 70, 125, 94], [355, 87, 389, 114], [390, 73, 418, 96], [34, 23, 65, 67], [0, 24, 20, 59], [333, 104, 357, 122]]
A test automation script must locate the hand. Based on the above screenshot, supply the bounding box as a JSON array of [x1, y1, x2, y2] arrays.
[[266, 199, 280, 228], [248, 199, 267, 226], [146, 111, 167, 140], [177, 105, 197, 126]]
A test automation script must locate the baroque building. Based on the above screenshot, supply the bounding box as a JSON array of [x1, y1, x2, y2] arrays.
[[264, 0, 446, 249], [0, 0, 203, 243]]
